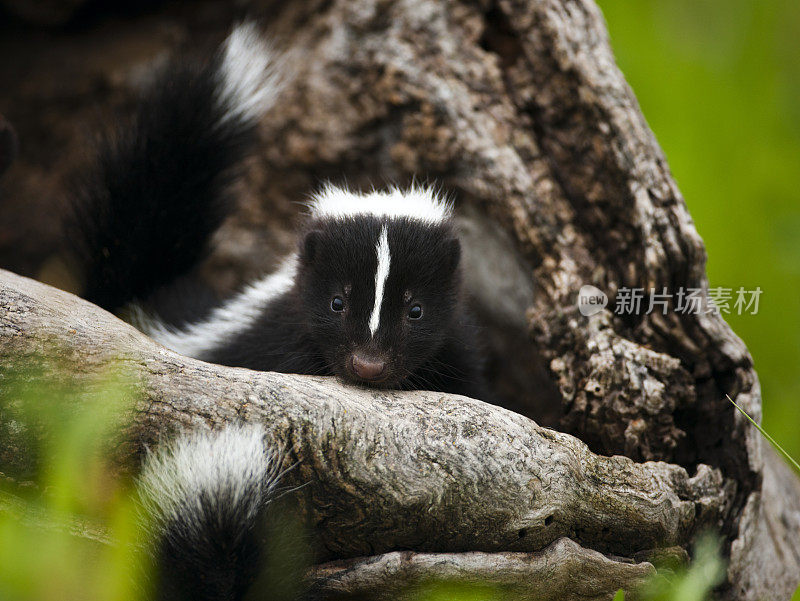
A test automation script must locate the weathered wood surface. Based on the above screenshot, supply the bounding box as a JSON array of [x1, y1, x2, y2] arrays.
[[307, 538, 656, 600], [1, 0, 799, 598], [0, 269, 796, 599], [0, 269, 711, 598]]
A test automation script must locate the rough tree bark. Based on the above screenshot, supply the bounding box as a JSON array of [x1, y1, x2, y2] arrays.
[[0, 269, 747, 600], [0, 0, 798, 600]]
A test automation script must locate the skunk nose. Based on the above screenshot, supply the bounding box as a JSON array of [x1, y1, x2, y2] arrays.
[[349, 354, 387, 382]]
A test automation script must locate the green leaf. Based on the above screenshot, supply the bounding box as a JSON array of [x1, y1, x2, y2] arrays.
[[726, 395, 800, 475]]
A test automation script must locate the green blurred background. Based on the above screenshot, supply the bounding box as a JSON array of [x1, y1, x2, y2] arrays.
[[598, 0, 800, 459]]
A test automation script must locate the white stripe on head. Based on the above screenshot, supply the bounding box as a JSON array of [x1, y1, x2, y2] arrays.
[[308, 184, 452, 225], [368, 225, 391, 336], [130, 256, 298, 359], [216, 22, 283, 127]]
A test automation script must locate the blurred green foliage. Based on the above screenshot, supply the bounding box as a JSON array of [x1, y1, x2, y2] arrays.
[[0, 364, 149, 601], [403, 582, 502, 600], [636, 535, 726, 601], [0, 364, 310, 601], [598, 0, 800, 459], [613, 535, 725, 601]]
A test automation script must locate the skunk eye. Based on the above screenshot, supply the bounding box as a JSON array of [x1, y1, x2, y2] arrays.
[[331, 296, 345, 312], [408, 304, 422, 319]]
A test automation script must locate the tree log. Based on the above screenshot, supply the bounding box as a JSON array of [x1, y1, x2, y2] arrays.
[[1, 0, 799, 599], [0, 269, 711, 598], [307, 538, 656, 600]]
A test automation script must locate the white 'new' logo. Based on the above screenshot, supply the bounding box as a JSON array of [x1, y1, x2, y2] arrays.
[[577, 285, 608, 316]]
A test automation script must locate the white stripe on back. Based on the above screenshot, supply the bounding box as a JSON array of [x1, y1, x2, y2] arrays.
[[368, 226, 391, 336], [130, 256, 298, 358]]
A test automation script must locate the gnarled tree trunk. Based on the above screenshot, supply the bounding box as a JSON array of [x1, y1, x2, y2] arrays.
[[0, 0, 798, 599]]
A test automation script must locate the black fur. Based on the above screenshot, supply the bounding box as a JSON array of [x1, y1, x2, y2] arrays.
[[67, 48, 255, 313], [66, 28, 489, 400], [205, 216, 488, 399], [68, 24, 491, 601], [154, 488, 266, 601], [139, 426, 309, 601]]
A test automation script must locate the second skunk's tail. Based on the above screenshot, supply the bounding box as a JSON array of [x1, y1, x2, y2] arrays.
[[68, 23, 281, 313], [138, 425, 295, 601]]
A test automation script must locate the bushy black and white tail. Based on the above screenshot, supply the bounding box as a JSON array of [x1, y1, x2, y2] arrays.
[[138, 425, 285, 601], [68, 23, 281, 313]]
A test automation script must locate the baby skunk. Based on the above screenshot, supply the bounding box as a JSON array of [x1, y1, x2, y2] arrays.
[[137, 425, 303, 601], [70, 23, 490, 601], [68, 23, 488, 399]]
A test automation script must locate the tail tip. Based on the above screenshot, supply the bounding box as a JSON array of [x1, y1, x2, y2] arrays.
[[217, 22, 283, 127], [138, 424, 279, 533]]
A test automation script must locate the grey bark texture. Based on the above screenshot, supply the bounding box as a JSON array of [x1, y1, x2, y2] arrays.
[[0, 0, 798, 599], [0, 269, 768, 600]]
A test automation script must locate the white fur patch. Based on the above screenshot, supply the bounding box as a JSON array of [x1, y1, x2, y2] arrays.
[[308, 184, 452, 224], [369, 226, 391, 336], [138, 425, 279, 535], [216, 22, 282, 126], [132, 256, 297, 358]]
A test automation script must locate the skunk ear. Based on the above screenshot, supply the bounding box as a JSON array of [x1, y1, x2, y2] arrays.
[[300, 230, 322, 265], [445, 238, 461, 274]]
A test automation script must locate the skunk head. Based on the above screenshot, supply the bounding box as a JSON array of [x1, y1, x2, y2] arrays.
[[298, 186, 461, 388]]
